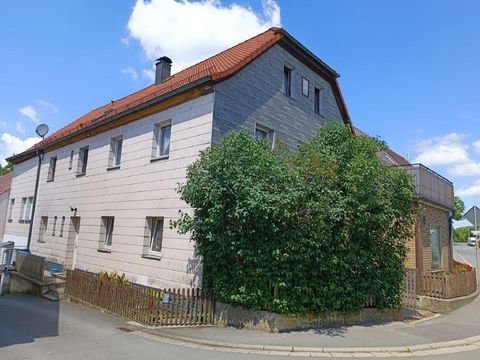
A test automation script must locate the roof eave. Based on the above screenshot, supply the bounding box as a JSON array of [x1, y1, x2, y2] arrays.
[[8, 76, 213, 164]]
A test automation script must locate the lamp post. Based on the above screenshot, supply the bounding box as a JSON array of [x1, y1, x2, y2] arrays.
[[26, 124, 49, 251]]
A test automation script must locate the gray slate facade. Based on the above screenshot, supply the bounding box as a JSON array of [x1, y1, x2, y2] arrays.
[[212, 44, 344, 149]]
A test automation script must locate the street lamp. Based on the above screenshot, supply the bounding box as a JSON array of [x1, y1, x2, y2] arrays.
[[26, 124, 49, 251]]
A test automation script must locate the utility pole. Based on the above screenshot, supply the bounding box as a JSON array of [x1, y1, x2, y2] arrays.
[[475, 206, 479, 287]]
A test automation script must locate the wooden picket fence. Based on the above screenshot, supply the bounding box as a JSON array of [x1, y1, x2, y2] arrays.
[[65, 270, 215, 326], [422, 270, 477, 299], [15, 252, 46, 282], [402, 269, 417, 308]]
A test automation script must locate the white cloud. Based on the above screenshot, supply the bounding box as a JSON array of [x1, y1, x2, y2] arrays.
[[142, 68, 155, 81], [457, 179, 480, 198], [37, 100, 59, 113], [413, 133, 469, 166], [121, 36, 130, 46], [19, 105, 40, 124], [473, 140, 480, 155], [0, 133, 39, 165], [121, 66, 139, 80], [15, 122, 25, 134], [448, 162, 480, 176], [126, 0, 281, 73]]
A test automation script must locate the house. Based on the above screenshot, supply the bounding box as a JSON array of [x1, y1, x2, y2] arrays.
[[382, 149, 454, 275], [354, 128, 454, 274], [0, 172, 13, 243], [354, 128, 454, 282], [4, 28, 351, 288]]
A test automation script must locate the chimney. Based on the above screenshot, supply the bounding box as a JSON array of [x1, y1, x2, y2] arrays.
[[155, 56, 172, 84]]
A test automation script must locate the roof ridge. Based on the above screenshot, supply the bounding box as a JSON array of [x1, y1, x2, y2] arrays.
[[165, 27, 282, 80], [9, 26, 352, 164]]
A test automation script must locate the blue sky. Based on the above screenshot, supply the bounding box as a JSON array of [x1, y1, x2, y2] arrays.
[[1, 0, 479, 218]]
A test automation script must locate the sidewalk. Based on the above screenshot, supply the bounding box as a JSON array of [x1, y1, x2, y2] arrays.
[[130, 294, 480, 356]]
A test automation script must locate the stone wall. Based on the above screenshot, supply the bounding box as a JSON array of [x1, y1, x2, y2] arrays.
[[215, 302, 403, 333]]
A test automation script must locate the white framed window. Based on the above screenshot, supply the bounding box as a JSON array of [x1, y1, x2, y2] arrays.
[[19, 198, 26, 221], [8, 198, 14, 222], [60, 216, 66, 237], [68, 150, 74, 170], [153, 123, 171, 159], [430, 225, 442, 270], [145, 217, 164, 254], [20, 197, 33, 222], [255, 124, 275, 149], [302, 77, 309, 97], [283, 64, 293, 97], [52, 216, 58, 236], [100, 216, 114, 249], [77, 146, 89, 175], [39, 216, 48, 243], [47, 156, 57, 182], [109, 136, 123, 168], [314, 86, 325, 117]]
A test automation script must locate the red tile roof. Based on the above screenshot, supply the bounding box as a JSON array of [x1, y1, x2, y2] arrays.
[[29, 28, 283, 152], [11, 27, 351, 163], [0, 172, 12, 195]]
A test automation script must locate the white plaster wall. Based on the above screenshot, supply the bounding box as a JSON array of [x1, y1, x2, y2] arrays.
[[0, 190, 10, 241], [3, 161, 36, 247], [6, 93, 214, 288]]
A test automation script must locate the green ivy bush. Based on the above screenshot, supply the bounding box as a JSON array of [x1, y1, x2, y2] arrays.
[[174, 124, 417, 315]]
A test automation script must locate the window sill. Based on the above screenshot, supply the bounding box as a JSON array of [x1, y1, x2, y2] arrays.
[[46, 179, 54, 183], [97, 248, 112, 253], [107, 165, 121, 171], [76, 173, 86, 178], [19, 220, 31, 224], [142, 254, 162, 261], [151, 155, 169, 163]]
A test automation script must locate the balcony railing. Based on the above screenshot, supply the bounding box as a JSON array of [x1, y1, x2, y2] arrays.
[[397, 163, 454, 210]]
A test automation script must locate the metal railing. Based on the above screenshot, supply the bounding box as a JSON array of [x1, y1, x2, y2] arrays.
[[0, 242, 15, 269]]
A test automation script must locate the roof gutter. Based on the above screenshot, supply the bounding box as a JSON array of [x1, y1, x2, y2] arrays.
[[8, 76, 213, 164]]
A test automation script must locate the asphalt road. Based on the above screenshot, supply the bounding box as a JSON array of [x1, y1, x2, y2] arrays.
[[453, 242, 479, 268], [2, 294, 480, 360]]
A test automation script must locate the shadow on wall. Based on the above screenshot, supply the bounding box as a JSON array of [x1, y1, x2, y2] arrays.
[[186, 249, 203, 287], [0, 294, 59, 348]]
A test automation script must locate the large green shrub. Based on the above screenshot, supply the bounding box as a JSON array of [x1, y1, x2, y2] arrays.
[[175, 124, 417, 314]]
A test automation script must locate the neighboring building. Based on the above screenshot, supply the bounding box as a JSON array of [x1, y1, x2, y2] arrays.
[[382, 150, 454, 275], [354, 128, 454, 275], [4, 28, 352, 288], [0, 172, 13, 242]]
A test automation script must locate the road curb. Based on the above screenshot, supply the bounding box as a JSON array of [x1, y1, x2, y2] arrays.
[[128, 324, 480, 357]]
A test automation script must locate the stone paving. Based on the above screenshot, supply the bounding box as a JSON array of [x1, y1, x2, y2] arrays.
[[126, 293, 480, 358]]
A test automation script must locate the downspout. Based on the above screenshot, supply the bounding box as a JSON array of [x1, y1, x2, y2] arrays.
[[448, 210, 453, 272], [26, 148, 44, 251]]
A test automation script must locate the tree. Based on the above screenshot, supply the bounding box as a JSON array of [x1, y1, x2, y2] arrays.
[[175, 124, 417, 314], [453, 196, 465, 221], [0, 161, 13, 176], [453, 227, 472, 242]]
